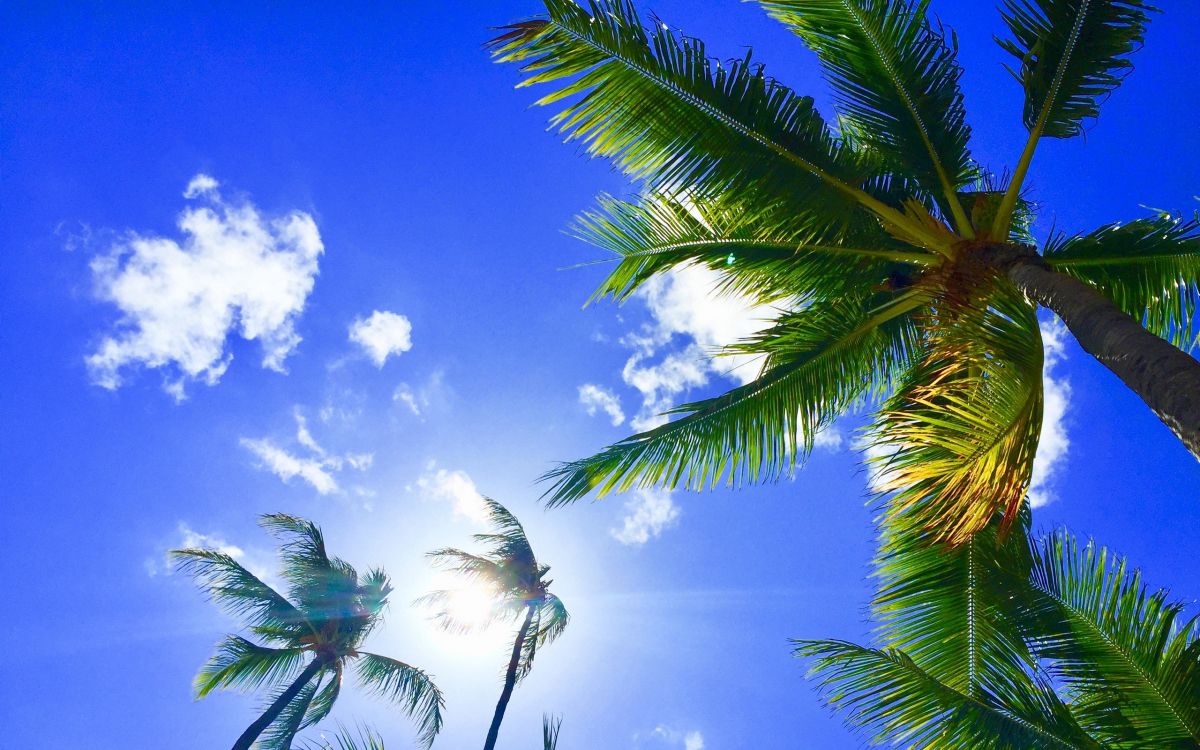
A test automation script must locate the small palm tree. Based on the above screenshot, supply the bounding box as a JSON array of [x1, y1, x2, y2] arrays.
[[491, 0, 1200, 544], [173, 514, 444, 750], [797, 516, 1200, 747], [421, 499, 569, 750]]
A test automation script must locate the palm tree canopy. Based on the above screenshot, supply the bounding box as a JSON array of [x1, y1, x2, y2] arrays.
[[490, 0, 1198, 544], [172, 514, 444, 750], [798, 515, 1200, 748], [423, 498, 569, 679]]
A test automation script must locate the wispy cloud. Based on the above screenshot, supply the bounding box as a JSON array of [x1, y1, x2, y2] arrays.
[[349, 310, 413, 367], [393, 370, 450, 419], [240, 409, 373, 495], [1029, 316, 1072, 508], [579, 383, 626, 426], [146, 522, 271, 580], [641, 726, 704, 750], [611, 489, 681, 545], [416, 461, 488, 522], [87, 174, 323, 400]]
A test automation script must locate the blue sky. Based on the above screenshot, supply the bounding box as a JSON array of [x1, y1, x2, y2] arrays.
[[3, 2, 1199, 748]]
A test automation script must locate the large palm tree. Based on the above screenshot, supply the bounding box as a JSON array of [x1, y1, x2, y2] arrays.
[[421, 499, 569, 750], [796, 514, 1200, 747], [491, 0, 1200, 543], [173, 514, 444, 750]]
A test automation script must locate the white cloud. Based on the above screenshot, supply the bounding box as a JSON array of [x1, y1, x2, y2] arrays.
[[644, 727, 705, 750], [87, 174, 323, 399], [392, 371, 449, 419], [349, 310, 413, 367], [1029, 316, 1072, 508], [417, 461, 488, 522], [240, 437, 341, 495], [394, 383, 423, 416], [611, 489, 681, 545], [605, 264, 775, 431], [579, 383, 626, 426], [147, 522, 271, 581], [241, 410, 373, 495]]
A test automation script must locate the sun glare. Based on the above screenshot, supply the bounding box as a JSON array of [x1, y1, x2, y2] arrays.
[[444, 584, 498, 630]]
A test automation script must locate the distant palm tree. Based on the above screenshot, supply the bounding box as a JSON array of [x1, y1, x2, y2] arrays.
[[173, 514, 444, 750], [797, 515, 1200, 747], [422, 499, 569, 750], [491, 0, 1200, 544]]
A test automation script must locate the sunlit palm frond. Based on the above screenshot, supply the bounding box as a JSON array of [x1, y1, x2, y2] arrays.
[[758, 0, 976, 230], [575, 192, 935, 306], [304, 663, 343, 729], [354, 653, 445, 750], [1044, 216, 1200, 350], [471, 498, 538, 573], [873, 511, 1038, 700], [871, 284, 1044, 544], [258, 676, 321, 750], [489, 0, 936, 242], [192, 635, 306, 699], [542, 289, 927, 504], [796, 640, 1100, 749], [170, 548, 307, 638], [996, 0, 1156, 140], [1024, 530, 1200, 746], [517, 593, 571, 682]]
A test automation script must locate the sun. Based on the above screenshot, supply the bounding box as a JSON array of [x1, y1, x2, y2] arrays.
[[443, 583, 498, 630]]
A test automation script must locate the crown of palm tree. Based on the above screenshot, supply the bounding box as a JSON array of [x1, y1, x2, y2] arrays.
[[172, 514, 444, 750], [797, 511, 1200, 748], [489, 0, 1200, 545], [422, 498, 569, 679]]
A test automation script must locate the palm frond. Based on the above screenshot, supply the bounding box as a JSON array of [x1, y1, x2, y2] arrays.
[[354, 653, 445, 750], [996, 0, 1155, 139], [575, 192, 935, 306], [873, 511, 1039, 700], [424, 549, 506, 586], [304, 663, 343, 729], [797, 640, 1100, 749], [170, 548, 307, 638], [870, 283, 1044, 544], [542, 289, 926, 504], [758, 0, 976, 230], [192, 635, 306, 699], [491, 0, 945, 248], [544, 714, 563, 750], [472, 498, 538, 573], [258, 675, 321, 750], [1024, 529, 1200, 746], [1044, 215, 1200, 349], [301, 724, 386, 750], [517, 594, 572, 682]]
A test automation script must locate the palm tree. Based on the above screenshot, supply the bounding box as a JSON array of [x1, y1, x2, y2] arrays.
[[421, 499, 569, 750], [490, 0, 1200, 543], [173, 514, 444, 750], [796, 514, 1200, 747]]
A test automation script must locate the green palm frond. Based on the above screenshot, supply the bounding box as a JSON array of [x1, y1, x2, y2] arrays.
[[797, 640, 1099, 749], [517, 593, 571, 682], [170, 548, 307, 638], [354, 653, 445, 750], [992, 0, 1156, 233], [997, 0, 1155, 139], [490, 0, 946, 249], [1024, 530, 1200, 747], [304, 663, 342, 729], [542, 289, 926, 504], [1044, 216, 1200, 349], [757, 0, 976, 231], [302, 724, 386, 750], [472, 498, 538, 574], [258, 676, 321, 750], [870, 284, 1044, 544], [575, 192, 935, 306], [873, 511, 1038, 699], [193, 636, 306, 699]]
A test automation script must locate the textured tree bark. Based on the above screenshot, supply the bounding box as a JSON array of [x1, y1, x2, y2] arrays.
[[232, 657, 325, 750], [483, 606, 536, 750], [983, 244, 1200, 461]]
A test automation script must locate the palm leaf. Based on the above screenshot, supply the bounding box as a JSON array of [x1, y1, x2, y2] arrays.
[[797, 640, 1101, 749], [1044, 215, 1200, 349], [258, 676, 321, 750], [517, 594, 571, 682], [544, 714, 563, 750], [542, 289, 927, 504], [870, 283, 1044, 544], [170, 548, 308, 639], [758, 0, 976, 231], [575, 192, 935, 306], [302, 724, 386, 750], [193, 635, 306, 699], [354, 653, 445, 750], [491, 0, 946, 249], [1024, 530, 1200, 747]]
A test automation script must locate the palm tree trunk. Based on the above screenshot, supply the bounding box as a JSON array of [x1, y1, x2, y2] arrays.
[[483, 605, 536, 750], [985, 244, 1200, 460], [232, 656, 325, 750]]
